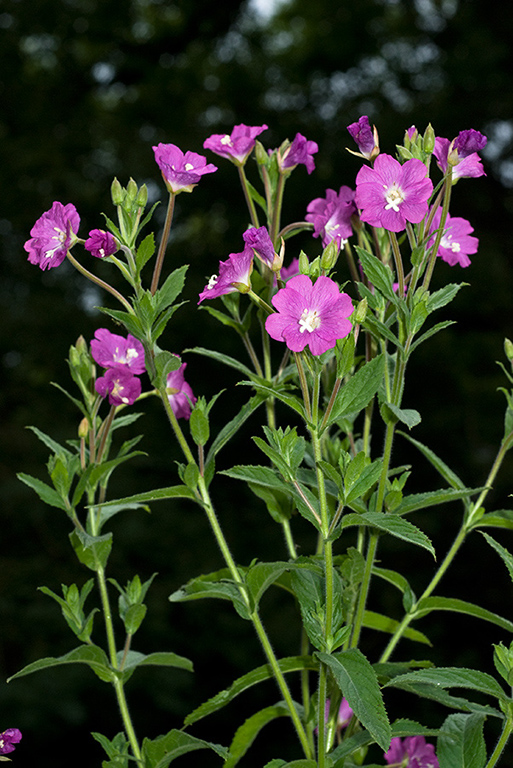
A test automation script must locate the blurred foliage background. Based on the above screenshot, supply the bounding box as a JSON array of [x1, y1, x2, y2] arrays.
[[2, 0, 513, 765]]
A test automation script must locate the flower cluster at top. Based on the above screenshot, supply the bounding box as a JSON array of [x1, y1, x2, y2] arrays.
[[0, 728, 22, 756]]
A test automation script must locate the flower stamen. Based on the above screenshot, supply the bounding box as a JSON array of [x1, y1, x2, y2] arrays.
[[299, 307, 321, 333]]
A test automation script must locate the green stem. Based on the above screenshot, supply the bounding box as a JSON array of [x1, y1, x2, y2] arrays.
[[270, 172, 286, 247], [389, 231, 405, 298], [151, 192, 176, 295], [67, 251, 134, 314], [238, 164, 260, 228], [113, 676, 143, 765], [422, 173, 452, 290], [485, 716, 513, 768]]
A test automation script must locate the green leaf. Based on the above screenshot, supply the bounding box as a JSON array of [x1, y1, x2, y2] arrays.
[[117, 650, 193, 674], [240, 380, 306, 419], [414, 595, 513, 633], [330, 718, 440, 763], [326, 355, 385, 427], [168, 569, 250, 620], [363, 610, 431, 646], [223, 703, 290, 768], [383, 403, 422, 429], [426, 282, 467, 313], [471, 509, 513, 531], [142, 730, 228, 768], [136, 232, 155, 274], [317, 649, 391, 751], [26, 425, 73, 460], [397, 432, 467, 491], [392, 487, 484, 516], [188, 346, 256, 379], [481, 532, 513, 583], [385, 667, 507, 703], [17, 472, 69, 512], [339, 511, 435, 556], [437, 713, 487, 768], [409, 321, 456, 354], [355, 246, 397, 303], [245, 561, 291, 611], [97, 485, 197, 508], [205, 394, 266, 474], [7, 644, 113, 683], [98, 307, 144, 338], [184, 656, 318, 726], [154, 265, 188, 313]]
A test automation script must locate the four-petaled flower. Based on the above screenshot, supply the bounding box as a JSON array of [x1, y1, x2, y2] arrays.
[[90, 329, 146, 374], [347, 115, 379, 160], [265, 274, 353, 355], [24, 201, 80, 270], [166, 362, 197, 420], [434, 129, 487, 181], [242, 226, 277, 269], [306, 186, 356, 249], [428, 208, 478, 267], [278, 133, 319, 175], [95, 367, 142, 406], [355, 154, 433, 233], [385, 736, 439, 768], [198, 246, 254, 303], [84, 229, 118, 259], [0, 728, 22, 756], [203, 123, 268, 166], [153, 142, 217, 194]]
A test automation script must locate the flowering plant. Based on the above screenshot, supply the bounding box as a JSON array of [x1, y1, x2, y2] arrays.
[[13, 119, 513, 768]]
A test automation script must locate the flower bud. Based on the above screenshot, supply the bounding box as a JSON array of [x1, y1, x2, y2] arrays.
[[504, 338, 513, 362], [136, 184, 148, 208], [254, 140, 269, 167], [111, 178, 124, 206], [298, 250, 310, 275], [396, 145, 413, 162], [423, 123, 436, 155], [78, 417, 89, 439], [320, 239, 339, 271], [126, 178, 138, 206], [354, 297, 368, 324]]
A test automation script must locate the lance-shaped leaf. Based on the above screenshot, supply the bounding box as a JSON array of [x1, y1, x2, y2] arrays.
[[7, 644, 114, 684], [397, 432, 467, 491], [169, 568, 250, 620], [224, 703, 291, 768], [437, 713, 487, 768], [363, 610, 431, 646], [317, 649, 391, 751], [142, 730, 228, 768], [17, 472, 69, 512], [481, 532, 513, 583], [184, 656, 318, 726], [391, 487, 485, 517], [384, 667, 507, 703], [338, 511, 435, 556], [413, 596, 513, 633], [325, 354, 385, 428], [97, 485, 197, 509]]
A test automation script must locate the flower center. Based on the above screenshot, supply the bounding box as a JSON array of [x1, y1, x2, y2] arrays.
[[220, 135, 233, 146], [45, 226, 66, 259], [184, 162, 194, 171], [126, 348, 140, 363], [206, 274, 218, 290], [384, 183, 405, 212], [299, 308, 321, 333], [442, 234, 461, 252]]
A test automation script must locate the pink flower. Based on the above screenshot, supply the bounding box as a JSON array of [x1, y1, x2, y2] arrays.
[[265, 274, 353, 355], [243, 226, 276, 268], [84, 229, 118, 259], [355, 154, 433, 233], [166, 362, 196, 420], [198, 246, 254, 303], [90, 329, 146, 375], [433, 129, 487, 180], [0, 728, 22, 755], [153, 143, 217, 194], [278, 133, 319, 175], [24, 201, 80, 270], [95, 368, 142, 406], [203, 123, 268, 165], [306, 186, 356, 248], [428, 208, 478, 267], [347, 116, 379, 160], [385, 736, 439, 768], [278, 257, 300, 283]]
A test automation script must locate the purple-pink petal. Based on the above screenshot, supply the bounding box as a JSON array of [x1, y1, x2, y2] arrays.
[[433, 135, 486, 180], [198, 246, 254, 303], [306, 186, 356, 248], [428, 208, 478, 267], [91, 328, 146, 375], [347, 116, 377, 159], [95, 368, 142, 406], [153, 142, 217, 193], [24, 201, 80, 270], [280, 133, 319, 174], [0, 728, 22, 755], [242, 226, 275, 267], [84, 229, 118, 259], [203, 123, 268, 164], [385, 736, 439, 768], [166, 362, 197, 420]]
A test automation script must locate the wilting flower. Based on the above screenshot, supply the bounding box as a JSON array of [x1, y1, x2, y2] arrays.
[[95, 367, 142, 406], [385, 736, 439, 768], [355, 154, 433, 233], [428, 208, 478, 267], [278, 133, 319, 175], [84, 229, 118, 259], [90, 329, 146, 375], [347, 115, 379, 160], [0, 728, 22, 755], [198, 246, 254, 303], [24, 201, 80, 270], [306, 186, 356, 248], [166, 362, 196, 420], [153, 142, 217, 194], [243, 226, 277, 268], [265, 274, 353, 355], [434, 129, 487, 180], [203, 123, 268, 165]]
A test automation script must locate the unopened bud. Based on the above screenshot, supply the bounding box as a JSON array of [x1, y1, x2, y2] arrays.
[[320, 239, 339, 271], [254, 140, 269, 166], [396, 145, 413, 162], [136, 184, 148, 208], [354, 297, 368, 324], [78, 417, 89, 439], [111, 178, 124, 206], [423, 123, 436, 155], [505, 338, 513, 362], [126, 178, 138, 205], [298, 250, 310, 275]]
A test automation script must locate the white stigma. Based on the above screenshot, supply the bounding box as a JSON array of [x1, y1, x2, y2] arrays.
[[299, 308, 321, 333], [206, 274, 218, 290], [220, 135, 232, 146], [184, 162, 194, 171], [442, 234, 461, 253], [126, 348, 139, 362], [384, 183, 405, 212]]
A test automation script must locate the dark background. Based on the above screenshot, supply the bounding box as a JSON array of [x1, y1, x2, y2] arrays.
[[2, 0, 513, 765]]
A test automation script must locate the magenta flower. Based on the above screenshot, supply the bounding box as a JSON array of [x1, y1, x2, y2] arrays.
[[278, 133, 319, 175], [434, 129, 487, 180], [24, 201, 80, 270], [0, 728, 22, 755], [95, 367, 142, 406], [203, 123, 268, 165], [198, 246, 254, 303], [84, 229, 118, 259], [242, 226, 276, 268], [385, 736, 439, 768], [355, 154, 433, 233], [265, 274, 353, 355], [428, 208, 478, 267], [279, 257, 300, 282], [347, 116, 379, 160], [153, 143, 217, 194], [90, 329, 146, 375], [166, 362, 196, 420], [306, 186, 356, 248]]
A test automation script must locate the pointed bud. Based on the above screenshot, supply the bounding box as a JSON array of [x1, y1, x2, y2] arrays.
[[423, 123, 436, 154], [320, 238, 339, 271], [136, 184, 148, 208], [299, 250, 310, 275], [504, 338, 513, 362], [111, 178, 124, 206], [126, 178, 138, 206], [254, 140, 269, 167], [78, 417, 89, 439], [354, 297, 368, 324]]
